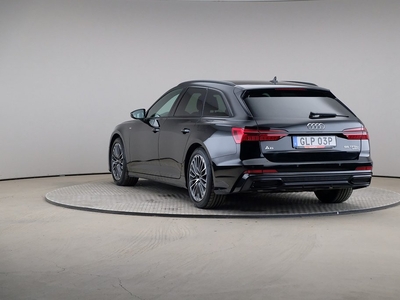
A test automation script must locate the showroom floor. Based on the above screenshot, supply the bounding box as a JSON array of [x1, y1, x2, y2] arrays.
[[1, 175, 400, 300]]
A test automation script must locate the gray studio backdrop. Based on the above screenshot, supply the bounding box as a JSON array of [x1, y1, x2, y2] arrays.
[[1, 0, 399, 180]]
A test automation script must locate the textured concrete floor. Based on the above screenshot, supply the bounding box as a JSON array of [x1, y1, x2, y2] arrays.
[[1, 175, 400, 300]]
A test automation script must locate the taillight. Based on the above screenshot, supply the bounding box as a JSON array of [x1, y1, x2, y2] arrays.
[[232, 128, 288, 144], [343, 127, 369, 140]]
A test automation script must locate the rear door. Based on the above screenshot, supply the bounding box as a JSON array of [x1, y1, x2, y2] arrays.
[[158, 87, 207, 179]]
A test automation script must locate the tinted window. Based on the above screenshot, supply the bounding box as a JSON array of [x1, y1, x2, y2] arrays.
[[203, 90, 230, 117], [242, 88, 335, 98], [147, 88, 183, 118], [243, 89, 354, 120], [174, 87, 206, 117]]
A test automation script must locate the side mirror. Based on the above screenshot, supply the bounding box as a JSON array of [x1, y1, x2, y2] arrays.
[[131, 109, 145, 120]]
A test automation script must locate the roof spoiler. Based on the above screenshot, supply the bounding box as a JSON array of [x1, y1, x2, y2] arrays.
[[283, 80, 318, 87]]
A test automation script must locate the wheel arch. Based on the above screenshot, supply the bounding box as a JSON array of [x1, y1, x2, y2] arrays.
[[184, 142, 215, 187], [108, 132, 127, 172]]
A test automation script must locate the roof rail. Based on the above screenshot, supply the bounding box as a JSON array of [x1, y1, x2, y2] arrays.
[[178, 80, 236, 87]]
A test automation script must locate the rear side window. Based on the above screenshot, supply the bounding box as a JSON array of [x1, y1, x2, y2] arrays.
[[242, 88, 355, 120], [174, 87, 207, 117]]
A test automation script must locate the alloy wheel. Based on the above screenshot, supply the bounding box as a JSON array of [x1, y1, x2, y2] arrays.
[[111, 142, 124, 181], [189, 154, 208, 202]]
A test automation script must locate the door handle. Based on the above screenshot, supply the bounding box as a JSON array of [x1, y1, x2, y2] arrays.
[[181, 128, 190, 134], [153, 128, 160, 133]]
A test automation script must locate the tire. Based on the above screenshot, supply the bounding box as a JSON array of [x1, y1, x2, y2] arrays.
[[314, 188, 353, 203], [110, 138, 138, 186], [187, 148, 226, 209]]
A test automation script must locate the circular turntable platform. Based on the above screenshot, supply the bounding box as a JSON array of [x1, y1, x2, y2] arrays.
[[45, 179, 400, 218]]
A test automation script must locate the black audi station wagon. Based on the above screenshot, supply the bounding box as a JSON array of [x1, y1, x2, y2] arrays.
[[109, 79, 372, 208]]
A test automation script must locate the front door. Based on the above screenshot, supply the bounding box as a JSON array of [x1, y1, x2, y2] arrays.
[[127, 88, 183, 176]]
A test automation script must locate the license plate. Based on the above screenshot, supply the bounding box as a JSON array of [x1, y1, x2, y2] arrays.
[[293, 136, 336, 149]]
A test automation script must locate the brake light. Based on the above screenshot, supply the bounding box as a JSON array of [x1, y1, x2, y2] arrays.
[[343, 127, 369, 140], [275, 88, 306, 91], [232, 128, 288, 144]]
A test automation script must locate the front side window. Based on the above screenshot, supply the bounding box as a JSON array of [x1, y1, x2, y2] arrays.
[[146, 88, 183, 118]]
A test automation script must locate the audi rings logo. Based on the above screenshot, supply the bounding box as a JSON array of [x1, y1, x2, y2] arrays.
[[307, 123, 326, 130]]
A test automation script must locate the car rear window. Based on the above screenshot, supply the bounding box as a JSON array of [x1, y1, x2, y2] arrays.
[[242, 88, 355, 120]]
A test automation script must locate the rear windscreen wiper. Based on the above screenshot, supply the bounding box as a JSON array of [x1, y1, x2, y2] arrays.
[[309, 112, 349, 119]]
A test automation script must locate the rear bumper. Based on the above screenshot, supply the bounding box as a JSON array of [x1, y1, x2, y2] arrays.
[[231, 171, 372, 193]]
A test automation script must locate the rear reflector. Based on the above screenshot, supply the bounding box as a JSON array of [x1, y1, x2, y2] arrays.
[[232, 128, 288, 144], [343, 127, 369, 140], [355, 166, 373, 171]]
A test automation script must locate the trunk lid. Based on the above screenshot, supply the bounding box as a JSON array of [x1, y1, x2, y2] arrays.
[[241, 89, 367, 163]]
